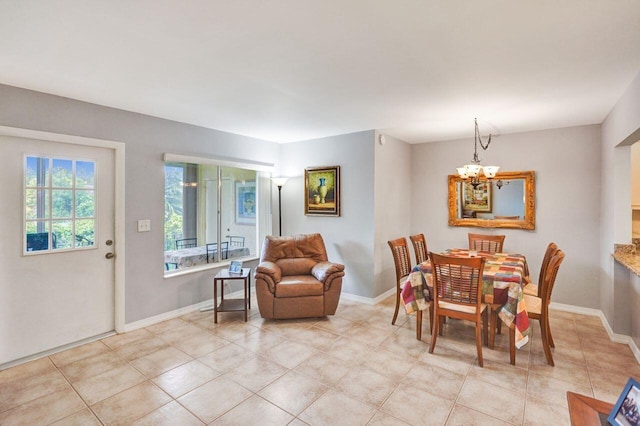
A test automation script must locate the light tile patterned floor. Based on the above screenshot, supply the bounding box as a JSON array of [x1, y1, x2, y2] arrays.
[[1, 294, 639, 425]]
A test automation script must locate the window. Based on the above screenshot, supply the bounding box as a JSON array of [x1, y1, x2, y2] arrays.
[[164, 154, 272, 272], [24, 156, 96, 253]]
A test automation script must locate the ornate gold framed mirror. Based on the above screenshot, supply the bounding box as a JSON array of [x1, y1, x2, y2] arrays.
[[448, 170, 536, 230]]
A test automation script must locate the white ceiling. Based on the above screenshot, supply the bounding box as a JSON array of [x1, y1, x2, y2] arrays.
[[1, 1, 640, 143]]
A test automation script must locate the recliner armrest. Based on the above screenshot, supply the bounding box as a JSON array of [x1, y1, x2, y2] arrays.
[[255, 261, 282, 294], [256, 261, 282, 283], [311, 261, 345, 283]]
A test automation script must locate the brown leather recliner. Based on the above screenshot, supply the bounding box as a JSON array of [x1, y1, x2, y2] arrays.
[[254, 233, 345, 319]]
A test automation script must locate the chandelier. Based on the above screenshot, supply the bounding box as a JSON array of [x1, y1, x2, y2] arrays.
[[457, 118, 499, 189]]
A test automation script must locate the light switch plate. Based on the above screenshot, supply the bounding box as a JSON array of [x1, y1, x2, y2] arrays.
[[137, 219, 151, 232]]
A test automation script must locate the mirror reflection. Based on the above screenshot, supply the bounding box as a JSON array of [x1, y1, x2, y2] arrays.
[[448, 171, 535, 230]]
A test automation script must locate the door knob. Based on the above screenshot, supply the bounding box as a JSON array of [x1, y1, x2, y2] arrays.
[[105, 253, 115, 259]]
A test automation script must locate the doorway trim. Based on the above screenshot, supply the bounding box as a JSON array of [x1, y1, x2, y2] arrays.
[[0, 125, 126, 333]]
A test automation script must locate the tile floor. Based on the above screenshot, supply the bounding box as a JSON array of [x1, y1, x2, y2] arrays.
[[1, 293, 640, 425]]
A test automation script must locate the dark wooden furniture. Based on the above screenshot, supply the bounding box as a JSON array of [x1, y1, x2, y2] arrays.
[[523, 242, 559, 297], [387, 237, 413, 325], [468, 233, 505, 253], [212, 268, 251, 322], [522, 250, 565, 366], [409, 233, 429, 264], [566, 391, 613, 426], [429, 252, 488, 367]]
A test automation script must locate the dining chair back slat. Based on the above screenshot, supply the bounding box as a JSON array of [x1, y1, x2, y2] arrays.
[[429, 252, 488, 367], [409, 233, 429, 264], [388, 238, 412, 325], [524, 242, 559, 297], [468, 233, 505, 253]]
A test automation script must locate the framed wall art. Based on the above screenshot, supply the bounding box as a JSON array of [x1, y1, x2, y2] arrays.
[[609, 377, 640, 426], [235, 180, 256, 224], [460, 180, 492, 213], [304, 166, 340, 216]]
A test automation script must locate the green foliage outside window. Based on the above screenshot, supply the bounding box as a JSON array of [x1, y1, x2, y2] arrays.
[[164, 165, 184, 250], [25, 156, 95, 251]]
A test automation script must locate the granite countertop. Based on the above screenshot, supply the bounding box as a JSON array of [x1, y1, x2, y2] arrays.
[[613, 243, 640, 278]]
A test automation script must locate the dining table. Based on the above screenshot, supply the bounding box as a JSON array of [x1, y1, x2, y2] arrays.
[[401, 248, 531, 349]]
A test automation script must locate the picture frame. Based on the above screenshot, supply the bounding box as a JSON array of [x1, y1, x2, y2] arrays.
[[229, 260, 243, 274], [460, 180, 492, 213], [304, 166, 340, 216], [235, 181, 256, 225], [608, 377, 640, 425]]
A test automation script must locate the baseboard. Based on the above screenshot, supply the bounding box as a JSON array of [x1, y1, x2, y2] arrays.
[[341, 288, 395, 305], [550, 302, 640, 363], [0, 331, 115, 372], [123, 300, 214, 333]]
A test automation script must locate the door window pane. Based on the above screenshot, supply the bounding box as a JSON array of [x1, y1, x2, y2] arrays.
[[52, 220, 73, 249], [76, 161, 95, 188], [52, 189, 73, 218], [25, 189, 49, 220], [52, 159, 73, 188], [24, 156, 96, 254], [76, 190, 95, 217], [26, 221, 51, 252], [75, 219, 95, 246], [26, 156, 49, 187]]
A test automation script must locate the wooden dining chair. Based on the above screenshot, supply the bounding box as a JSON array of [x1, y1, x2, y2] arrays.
[[409, 233, 429, 264], [523, 242, 559, 297], [388, 238, 413, 325], [491, 249, 565, 366], [429, 252, 488, 367], [468, 233, 505, 253], [524, 250, 565, 366]]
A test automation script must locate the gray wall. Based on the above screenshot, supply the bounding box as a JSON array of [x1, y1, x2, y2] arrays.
[[278, 131, 376, 298], [5, 73, 640, 339], [0, 84, 279, 323], [410, 125, 602, 308], [374, 133, 412, 299], [601, 69, 640, 339]]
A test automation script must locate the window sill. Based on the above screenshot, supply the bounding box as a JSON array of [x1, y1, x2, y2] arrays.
[[163, 256, 259, 279]]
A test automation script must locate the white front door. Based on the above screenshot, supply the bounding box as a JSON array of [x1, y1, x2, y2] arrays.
[[0, 134, 116, 365]]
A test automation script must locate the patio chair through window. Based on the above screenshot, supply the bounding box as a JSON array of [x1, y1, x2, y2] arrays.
[[206, 242, 229, 262], [175, 238, 197, 250]]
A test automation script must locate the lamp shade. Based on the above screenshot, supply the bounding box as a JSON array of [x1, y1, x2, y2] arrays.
[[464, 164, 482, 178], [456, 167, 469, 179], [271, 177, 288, 187], [482, 166, 500, 178]]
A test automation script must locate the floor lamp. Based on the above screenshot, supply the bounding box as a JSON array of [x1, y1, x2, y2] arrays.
[[271, 177, 288, 236]]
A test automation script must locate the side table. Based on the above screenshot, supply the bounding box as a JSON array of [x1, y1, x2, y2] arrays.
[[205, 268, 251, 323], [566, 391, 613, 426]]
